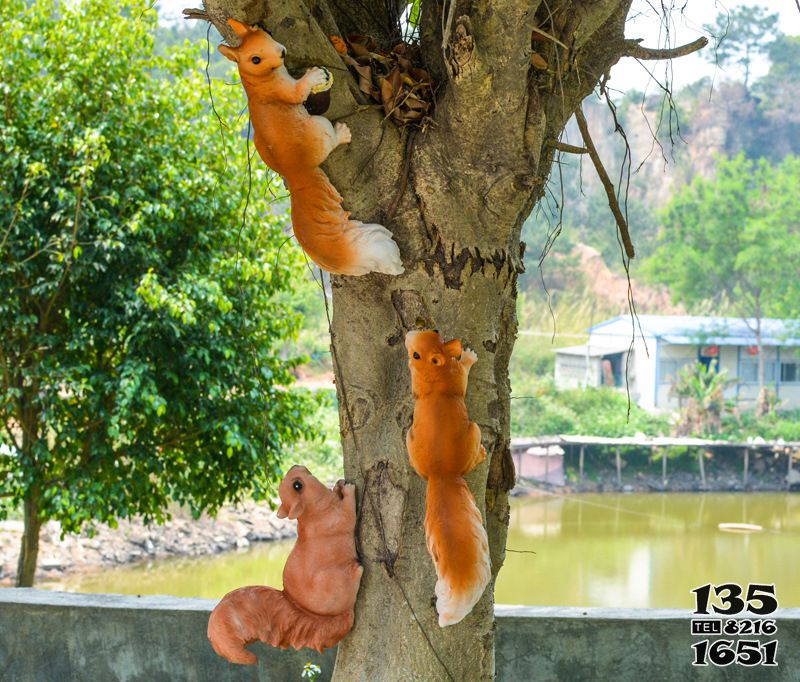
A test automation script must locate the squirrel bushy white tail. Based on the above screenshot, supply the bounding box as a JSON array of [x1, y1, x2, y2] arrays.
[[425, 476, 491, 626], [289, 168, 404, 276], [405, 330, 492, 627], [218, 20, 403, 277]]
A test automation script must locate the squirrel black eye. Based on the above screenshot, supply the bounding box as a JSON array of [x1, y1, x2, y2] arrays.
[[292, 480, 303, 491], [413, 352, 420, 360], [251, 55, 261, 64], [432, 358, 439, 365]]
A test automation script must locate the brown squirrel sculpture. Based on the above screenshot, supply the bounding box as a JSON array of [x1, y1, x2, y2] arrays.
[[404, 330, 491, 626], [207, 466, 363, 664], [218, 19, 403, 277]]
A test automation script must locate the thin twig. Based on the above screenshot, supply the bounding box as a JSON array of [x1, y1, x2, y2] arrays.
[[574, 106, 635, 259], [622, 36, 708, 60], [385, 129, 417, 223], [206, 23, 229, 168], [441, 0, 458, 76], [531, 25, 568, 50]]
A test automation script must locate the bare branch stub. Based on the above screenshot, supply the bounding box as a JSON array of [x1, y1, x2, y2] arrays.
[[574, 106, 635, 260], [623, 36, 708, 61], [182, 4, 240, 46], [547, 139, 588, 155]]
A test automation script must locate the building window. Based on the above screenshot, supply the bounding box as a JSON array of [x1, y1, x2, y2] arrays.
[[781, 362, 799, 383], [659, 359, 694, 383], [740, 359, 777, 384]]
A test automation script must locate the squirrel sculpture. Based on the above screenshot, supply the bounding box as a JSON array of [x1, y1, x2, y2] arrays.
[[404, 330, 491, 626], [219, 19, 403, 277], [207, 466, 363, 664]]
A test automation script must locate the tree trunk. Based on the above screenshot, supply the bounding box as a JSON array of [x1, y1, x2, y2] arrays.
[[15, 486, 42, 587], [198, 0, 637, 677], [15, 380, 42, 588], [329, 246, 518, 681]]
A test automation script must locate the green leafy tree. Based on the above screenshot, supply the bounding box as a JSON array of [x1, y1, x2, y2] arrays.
[[704, 5, 781, 92], [645, 154, 800, 391], [756, 35, 800, 156], [0, 0, 314, 586]]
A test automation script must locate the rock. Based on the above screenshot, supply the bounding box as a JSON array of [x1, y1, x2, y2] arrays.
[[39, 558, 63, 570]]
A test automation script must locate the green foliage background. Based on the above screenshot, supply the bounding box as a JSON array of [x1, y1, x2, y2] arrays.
[[645, 154, 800, 319], [0, 0, 316, 533]]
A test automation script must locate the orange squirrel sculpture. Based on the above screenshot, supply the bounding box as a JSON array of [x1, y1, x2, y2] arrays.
[[207, 466, 363, 664], [405, 330, 491, 626], [218, 19, 403, 276]]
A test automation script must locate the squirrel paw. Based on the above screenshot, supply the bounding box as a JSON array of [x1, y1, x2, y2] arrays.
[[333, 480, 355, 499], [304, 67, 329, 89], [461, 347, 478, 366], [334, 122, 352, 145]]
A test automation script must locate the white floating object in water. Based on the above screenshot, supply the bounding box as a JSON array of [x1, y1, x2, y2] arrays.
[[718, 523, 763, 533]]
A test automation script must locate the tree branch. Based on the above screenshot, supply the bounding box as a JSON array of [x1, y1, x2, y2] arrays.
[[547, 140, 588, 155], [183, 5, 240, 46], [574, 106, 635, 259], [623, 37, 708, 61]]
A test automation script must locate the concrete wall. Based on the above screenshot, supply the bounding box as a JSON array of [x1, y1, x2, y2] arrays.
[[1, 590, 799, 681]]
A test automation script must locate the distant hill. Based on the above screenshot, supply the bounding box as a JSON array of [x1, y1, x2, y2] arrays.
[[523, 33, 799, 307]]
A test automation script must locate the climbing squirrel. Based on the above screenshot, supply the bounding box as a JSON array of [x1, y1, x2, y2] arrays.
[[207, 466, 363, 664], [405, 330, 491, 626], [219, 19, 403, 277]]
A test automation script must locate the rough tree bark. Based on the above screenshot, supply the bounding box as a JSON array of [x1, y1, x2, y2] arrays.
[[192, 0, 661, 678]]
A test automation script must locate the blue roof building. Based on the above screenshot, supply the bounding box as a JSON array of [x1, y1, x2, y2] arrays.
[[554, 315, 800, 411]]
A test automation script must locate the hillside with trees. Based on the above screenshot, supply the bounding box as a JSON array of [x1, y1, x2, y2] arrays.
[[524, 5, 800, 308]]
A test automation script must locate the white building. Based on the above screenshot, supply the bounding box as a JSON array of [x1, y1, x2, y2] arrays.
[[554, 315, 800, 411]]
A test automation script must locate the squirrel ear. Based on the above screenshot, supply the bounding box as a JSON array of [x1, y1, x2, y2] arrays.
[[227, 18, 253, 38], [218, 44, 239, 62], [443, 338, 462, 358]]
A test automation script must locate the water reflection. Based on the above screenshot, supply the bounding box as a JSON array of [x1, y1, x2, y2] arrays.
[[499, 492, 800, 608], [40, 493, 800, 609]]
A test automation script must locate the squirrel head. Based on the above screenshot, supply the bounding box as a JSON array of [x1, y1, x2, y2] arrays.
[[405, 330, 463, 383], [276, 465, 331, 520], [218, 19, 287, 77]]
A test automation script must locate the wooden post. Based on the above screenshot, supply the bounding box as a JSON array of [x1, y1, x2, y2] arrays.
[[545, 446, 550, 484], [662, 447, 667, 487], [744, 448, 750, 487], [616, 447, 622, 488], [579, 446, 585, 483], [788, 450, 794, 491], [698, 449, 706, 490]]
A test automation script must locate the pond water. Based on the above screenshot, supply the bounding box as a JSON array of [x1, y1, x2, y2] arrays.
[[41, 493, 800, 609]]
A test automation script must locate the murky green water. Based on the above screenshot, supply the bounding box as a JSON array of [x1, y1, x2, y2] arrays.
[[41, 493, 800, 609]]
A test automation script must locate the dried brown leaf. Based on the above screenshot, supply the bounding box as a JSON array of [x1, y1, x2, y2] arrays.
[[531, 52, 548, 70]]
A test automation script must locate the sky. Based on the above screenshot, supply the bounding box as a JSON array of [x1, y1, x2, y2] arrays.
[[158, 0, 799, 92], [612, 0, 800, 93]]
